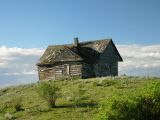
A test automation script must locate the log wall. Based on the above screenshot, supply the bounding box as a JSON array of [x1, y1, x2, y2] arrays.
[[38, 66, 55, 80], [38, 62, 82, 80]]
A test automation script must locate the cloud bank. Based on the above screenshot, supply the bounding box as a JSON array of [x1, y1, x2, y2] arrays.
[[0, 44, 160, 88], [117, 44, 160, 76], [0, 46, 44, 88]]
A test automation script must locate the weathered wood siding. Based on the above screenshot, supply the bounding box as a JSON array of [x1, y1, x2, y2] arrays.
[[38, 66, 55, 80], [93, 42, 119, 77], [70, 64, 82, 76], [82, 63, 93, 78], [38, 62, 82, 80]]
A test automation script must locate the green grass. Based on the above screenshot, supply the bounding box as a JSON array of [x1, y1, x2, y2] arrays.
[[0, 76, 160, 120]]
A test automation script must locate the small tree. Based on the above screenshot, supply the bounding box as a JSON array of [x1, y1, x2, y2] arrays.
[[38, 82, 60, 108]]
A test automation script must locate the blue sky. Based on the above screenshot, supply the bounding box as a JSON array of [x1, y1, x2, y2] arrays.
[[0, 0, 160, 87], [0, 0, 160, 48]]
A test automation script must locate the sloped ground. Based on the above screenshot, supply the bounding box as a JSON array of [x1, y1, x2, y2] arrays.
[[0, 76, 160, 120]]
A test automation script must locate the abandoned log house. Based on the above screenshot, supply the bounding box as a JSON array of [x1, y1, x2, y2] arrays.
[[36, 38, 123, 80]]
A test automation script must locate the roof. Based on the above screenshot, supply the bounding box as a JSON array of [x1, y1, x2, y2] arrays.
[[37, 38, 123, 66]]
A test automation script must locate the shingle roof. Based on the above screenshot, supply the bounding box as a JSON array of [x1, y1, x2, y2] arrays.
[[37, 39, 122, 66]]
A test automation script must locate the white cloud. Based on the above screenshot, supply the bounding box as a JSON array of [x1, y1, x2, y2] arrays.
[[0, 62, 9, 68], [117, 44, 160, 76], [0, 46, 44, 88], [0, 46, 43, 56], [3, 70, 37, 76], [0, 46, 44, 70]]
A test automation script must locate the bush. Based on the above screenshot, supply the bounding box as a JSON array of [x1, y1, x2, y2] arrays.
[[97, 82, 160, 120], [11, 96, 23, 111], [13, 97, 22, 111], [38, 81, 61, 108], [3, 95, 23, 112]]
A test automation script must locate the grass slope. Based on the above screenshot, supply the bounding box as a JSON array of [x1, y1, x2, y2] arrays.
[[0, 77, 160, 120]]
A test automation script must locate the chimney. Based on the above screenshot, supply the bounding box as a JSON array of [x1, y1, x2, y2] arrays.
[[74, 37, 79, 47]]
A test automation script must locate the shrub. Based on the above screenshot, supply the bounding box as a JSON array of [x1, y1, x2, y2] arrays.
[[3, 95, 23, 112], [11, 96, 23, 111], [97, 82, 160, 120], [38, 82, 61, 108]]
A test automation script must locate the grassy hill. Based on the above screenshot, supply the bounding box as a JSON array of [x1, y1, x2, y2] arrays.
[[0, 76, 160, 120]]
